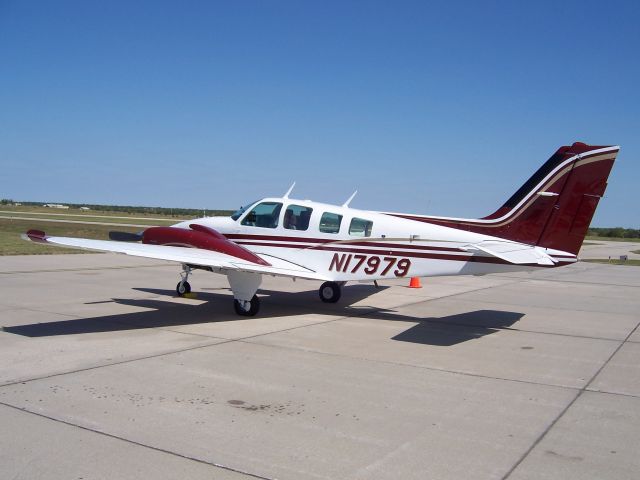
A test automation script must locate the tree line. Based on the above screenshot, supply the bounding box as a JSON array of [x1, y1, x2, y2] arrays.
[[588, 227, 640, 239]]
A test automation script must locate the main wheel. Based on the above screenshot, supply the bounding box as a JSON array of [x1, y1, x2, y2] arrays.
[[233, 295, 260, 316], [176, 281, 191, 296], [319, 281, 341, 303]]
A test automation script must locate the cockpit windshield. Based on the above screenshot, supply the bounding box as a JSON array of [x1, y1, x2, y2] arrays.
[[231, 200, 259, 221]]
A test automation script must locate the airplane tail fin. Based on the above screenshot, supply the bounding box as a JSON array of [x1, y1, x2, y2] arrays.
[[480, 142, 619, 255], [398, 143, 619, 255]]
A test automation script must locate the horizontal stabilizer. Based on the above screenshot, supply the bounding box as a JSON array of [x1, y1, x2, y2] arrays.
[[463, 241, 557, 266]]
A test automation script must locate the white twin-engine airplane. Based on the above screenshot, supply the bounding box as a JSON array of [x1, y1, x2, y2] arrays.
[[25, 142, 619, 316]]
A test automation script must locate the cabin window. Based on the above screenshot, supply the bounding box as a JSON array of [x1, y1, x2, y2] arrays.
[[241, 202, 283, 228], [319, 212, 343, 234], [283, 205, 313, 231], [349, 217, 373, 237]]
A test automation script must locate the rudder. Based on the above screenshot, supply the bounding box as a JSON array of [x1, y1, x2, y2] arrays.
[[535, 144, 618, 254]]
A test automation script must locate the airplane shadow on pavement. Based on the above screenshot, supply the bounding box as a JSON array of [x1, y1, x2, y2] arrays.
[[3, 284, 524, 346]]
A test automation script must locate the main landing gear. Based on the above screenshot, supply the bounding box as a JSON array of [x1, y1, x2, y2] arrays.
[[233, 295, 260, 316], [319, 281, 343, 303], [227, 270, 263, 317]]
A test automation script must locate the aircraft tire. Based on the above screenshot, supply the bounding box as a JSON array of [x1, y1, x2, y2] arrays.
[[234, 295, 260, 316], [176, 281, 191, 296], [319, 281, 341, 303]]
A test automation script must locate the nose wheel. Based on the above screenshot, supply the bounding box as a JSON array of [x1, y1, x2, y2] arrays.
[[319, 281, 341, 303], [233, 295, 260, 316], [176, 264, 192, 297]]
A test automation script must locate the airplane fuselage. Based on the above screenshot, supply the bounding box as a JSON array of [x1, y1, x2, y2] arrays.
[[173, 197, 576, 282]]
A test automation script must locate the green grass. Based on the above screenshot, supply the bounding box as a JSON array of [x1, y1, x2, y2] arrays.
[[582, 259, 640, 267], [0, 218, 142, 255]]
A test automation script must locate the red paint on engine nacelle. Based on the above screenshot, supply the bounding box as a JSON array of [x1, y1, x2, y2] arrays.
[[142, 226, 270, 266], [26, 229, 47, 242]]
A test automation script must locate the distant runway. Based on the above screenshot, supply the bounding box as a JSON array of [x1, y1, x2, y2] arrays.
[[579, 240, 640, 260], [0, 249, 638, 479], [0, 210, 187, 222], [0, 215, 152, 228]]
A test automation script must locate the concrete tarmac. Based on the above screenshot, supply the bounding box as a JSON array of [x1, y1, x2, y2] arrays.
[[0, 251, 638, 479]]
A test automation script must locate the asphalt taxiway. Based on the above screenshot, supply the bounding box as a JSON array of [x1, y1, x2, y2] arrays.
[[0, 249, 638, 479]]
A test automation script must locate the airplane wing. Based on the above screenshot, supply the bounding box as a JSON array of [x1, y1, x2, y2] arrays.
[[22, 231, 331, 281]]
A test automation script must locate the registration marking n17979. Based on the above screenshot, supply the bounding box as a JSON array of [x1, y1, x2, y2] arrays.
[[328, 253, 411, 277]]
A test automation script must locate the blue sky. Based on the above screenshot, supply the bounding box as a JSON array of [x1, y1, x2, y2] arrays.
[[1, 0, 638, 226]]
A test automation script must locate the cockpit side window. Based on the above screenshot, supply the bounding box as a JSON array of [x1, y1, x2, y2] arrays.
[[231, 200, 258, 221], [349, 217, 373, 237], [241, 202, 283, 228], [319, 212, 342, 234], [283, 205, 313, 231]]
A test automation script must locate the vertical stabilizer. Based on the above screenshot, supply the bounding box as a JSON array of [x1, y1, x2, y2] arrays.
[[390, 143, 619, 255]]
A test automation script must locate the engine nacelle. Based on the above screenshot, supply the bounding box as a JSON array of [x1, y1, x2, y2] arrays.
[[142, 225, 270, 266]]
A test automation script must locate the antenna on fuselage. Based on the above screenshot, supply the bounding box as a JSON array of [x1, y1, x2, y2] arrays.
[[342, 190, 358, 207], [283, 182, 296, 199]]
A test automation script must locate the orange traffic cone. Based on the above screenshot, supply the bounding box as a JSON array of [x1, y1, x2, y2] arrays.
[[408, 277, 422, 288]]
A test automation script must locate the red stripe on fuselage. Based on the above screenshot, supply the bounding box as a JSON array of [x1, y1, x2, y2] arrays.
[[234, 240, 573, 268], [226, 234, 463, 253]]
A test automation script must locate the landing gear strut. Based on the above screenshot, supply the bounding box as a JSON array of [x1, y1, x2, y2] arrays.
[[233, 295, 260, 316], [176, 264, 192, 297], [319, 281, 342, 303]]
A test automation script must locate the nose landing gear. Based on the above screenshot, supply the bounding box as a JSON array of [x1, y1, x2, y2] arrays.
[[176, 265, 192, 297]]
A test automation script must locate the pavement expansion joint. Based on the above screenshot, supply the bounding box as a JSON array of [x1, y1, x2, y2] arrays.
[[237, 336, 586, 392], [0, 338, 230, 389], [451, 294, 638, 316], [0, 303, 358, 389], [0, 401, 276, 480], [501, 320, 640, 479], [1, 305, 83, 319], [359, 306, 628, 343]]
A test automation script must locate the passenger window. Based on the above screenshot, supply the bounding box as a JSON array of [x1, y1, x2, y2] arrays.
[[283, 205, 313, 231], [349, 217, 373, 237], [241, 202, 283, 228], [319, 212, 343, 234]]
